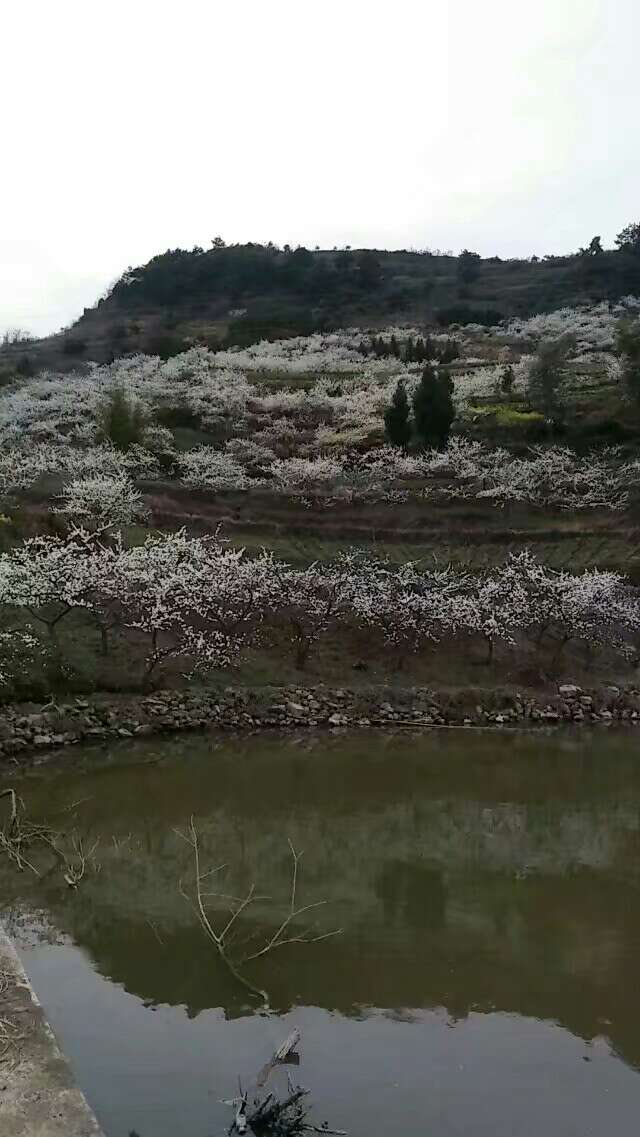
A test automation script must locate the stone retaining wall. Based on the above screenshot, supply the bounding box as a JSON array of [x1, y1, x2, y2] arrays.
[[0, 682, 638, 763]]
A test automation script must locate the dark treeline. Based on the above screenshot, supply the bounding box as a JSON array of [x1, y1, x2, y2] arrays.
[[102, 228, 640, 329], [361, 334, 460, 364], [108, 243, 386, 309]]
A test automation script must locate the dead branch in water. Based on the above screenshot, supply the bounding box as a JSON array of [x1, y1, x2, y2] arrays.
[[176, 819, 341, 1010], [226, 1029, 347, 1136], [242, 841, 341, 964], [176, 817, 270, 1006], [63, 834, 100, 888], [0, 788, 98, 884]]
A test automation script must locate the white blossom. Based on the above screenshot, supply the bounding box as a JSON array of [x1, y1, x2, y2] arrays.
[[57, 474, 148, 527]]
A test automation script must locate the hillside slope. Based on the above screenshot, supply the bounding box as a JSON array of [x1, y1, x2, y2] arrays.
[[4, 239, 640, 373]]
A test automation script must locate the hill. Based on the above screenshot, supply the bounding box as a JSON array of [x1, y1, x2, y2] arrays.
[[4, 234, 640, 373], [1, 290, 640, 718]]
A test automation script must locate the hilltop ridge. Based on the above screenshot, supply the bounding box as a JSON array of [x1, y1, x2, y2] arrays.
[[3, 232, 640, 372]]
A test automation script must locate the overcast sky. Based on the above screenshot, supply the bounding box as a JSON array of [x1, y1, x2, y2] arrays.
[[2, 0, 639, 336]]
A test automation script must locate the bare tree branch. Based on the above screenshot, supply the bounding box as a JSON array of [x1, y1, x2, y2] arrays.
[[178, 822, 341, 1010]]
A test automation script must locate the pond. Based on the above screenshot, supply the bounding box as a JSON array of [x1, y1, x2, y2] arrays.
[[3, 727, 640, 1137]]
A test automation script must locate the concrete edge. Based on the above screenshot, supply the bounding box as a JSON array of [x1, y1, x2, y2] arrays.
[[0, 926, 104, 1136]]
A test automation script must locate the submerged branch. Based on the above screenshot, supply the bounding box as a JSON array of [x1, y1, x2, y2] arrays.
[[178, 821, 341, 1011]]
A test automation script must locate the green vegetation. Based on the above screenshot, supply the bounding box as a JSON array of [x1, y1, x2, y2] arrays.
[[616, 318, 640, 406], [527, 335, 575, 425], [384, 379, 411, 449], [100, 388, 145, 451], [467, 404, 545, 427], [413, 364, 455, 449]]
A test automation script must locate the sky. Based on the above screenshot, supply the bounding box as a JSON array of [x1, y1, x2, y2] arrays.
[[1, 0, 639, 337]]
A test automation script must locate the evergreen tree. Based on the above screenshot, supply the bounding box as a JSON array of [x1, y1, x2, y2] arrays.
[[500, 364, 515, 395], [390, 334, 400, 358], [616, 221, 640, 254], [528, 335, 574, 424], [405, 336, 415, 362], [412, 364, 455, 450], [423, 335, 435, 360], [384, 379, 412, 449], [438, 338, 459, 364]]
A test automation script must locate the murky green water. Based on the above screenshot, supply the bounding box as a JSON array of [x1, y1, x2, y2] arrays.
[[3, 728, 640, 1137]]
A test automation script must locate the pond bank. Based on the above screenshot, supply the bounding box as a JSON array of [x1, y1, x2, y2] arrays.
[[0, 928, 103, 1136], [0, 681, 638, 764]]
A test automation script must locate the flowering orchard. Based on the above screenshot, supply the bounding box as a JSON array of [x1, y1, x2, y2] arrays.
[[0, 300, 638, 519], [0, 531, 638, 693], [498, 298, 640, 352]]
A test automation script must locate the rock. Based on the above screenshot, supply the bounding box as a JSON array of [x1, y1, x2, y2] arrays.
[[117, 728, 133, 737], [328, 713, 345, 726], [558, 684, 581, 699], [286, 702, 305, 717], [33, 735, 52, 747], [579, 696, 593, 707], [24, 713, 48, 729]]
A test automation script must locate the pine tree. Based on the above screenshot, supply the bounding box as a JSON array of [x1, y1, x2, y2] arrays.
[[405, 336, 415, 362], [412, 364, 455, 450], [384, 379, 412, 450], [390, 334, 400, 358]]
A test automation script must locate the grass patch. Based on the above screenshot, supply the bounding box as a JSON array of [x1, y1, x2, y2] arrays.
[[467, 403, 545, 426]]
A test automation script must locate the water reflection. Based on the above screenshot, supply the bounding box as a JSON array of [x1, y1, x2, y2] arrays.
[[3, 728, 640, 1135]]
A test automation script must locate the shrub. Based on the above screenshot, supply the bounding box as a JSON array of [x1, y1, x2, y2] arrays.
[[616, 318, 640, 406], [99, 389, 145, 451]]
